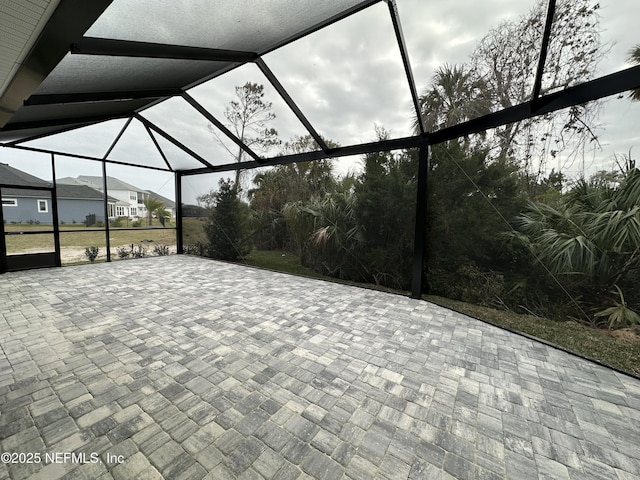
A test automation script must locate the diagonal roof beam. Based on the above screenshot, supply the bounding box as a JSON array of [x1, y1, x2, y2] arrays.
[[102, 116, 132, 159], [256, 58, 329, 152], [134, 114, 217, 170], [25, 89, 183, 106], [181, 92, 263, 163], [71, 37, 258, 62], [143, 124, 174, 171], [387, 0, 425, 134], [531, 0, 556, 111], [260, 0, 384, 57]]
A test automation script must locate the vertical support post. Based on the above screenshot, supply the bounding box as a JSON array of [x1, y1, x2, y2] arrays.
[[0, 185, 7, 274], [411, 140, 429, 299], [175, 171, 183, 254], [50, 153, 62, 267], [102, 160, 111, 262]]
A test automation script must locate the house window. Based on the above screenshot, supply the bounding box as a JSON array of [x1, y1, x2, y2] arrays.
[[116, 206, 126, 216], [2, 198, 17, 206], [130, 192, 137, 201], [108, 204, 115, 217], [130, 207, 137, 216], [37, 199, 48, 213], [138, 192, 144, 204]]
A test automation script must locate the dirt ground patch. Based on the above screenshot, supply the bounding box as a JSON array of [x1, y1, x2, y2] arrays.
[[609, 325, 640, 344]]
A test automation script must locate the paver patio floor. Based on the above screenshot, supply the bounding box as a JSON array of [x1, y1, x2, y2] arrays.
[[1, 255, 639, 479]]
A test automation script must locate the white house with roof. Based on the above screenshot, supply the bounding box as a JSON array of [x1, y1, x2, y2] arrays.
[[57, 176, 175, 220]]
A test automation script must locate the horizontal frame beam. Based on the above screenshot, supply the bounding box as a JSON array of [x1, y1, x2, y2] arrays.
[[24, 89, 183, 106], [431, 64, 640, 144], [1, 112, 130, 135], [181, 64, 640, 176], [71, 37, 258, 62], [2, 144, 173, 172], [0, 183, 52, 191], [181, 134, 424, 176]]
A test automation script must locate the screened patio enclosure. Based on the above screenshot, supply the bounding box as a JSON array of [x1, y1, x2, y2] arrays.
[[1, 0, 640, 298]]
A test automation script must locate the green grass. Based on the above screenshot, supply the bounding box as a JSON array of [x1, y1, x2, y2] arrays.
[[244, 250, 326, 279], [182, 217, 208, 245], [4, 223, 176, 254], [243, 249, 640, 377]]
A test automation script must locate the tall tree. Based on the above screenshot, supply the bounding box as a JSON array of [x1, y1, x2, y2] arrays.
[[415, 64, 491, 133], [415, 0, 606, 181], [143, 197, 164, 226], [210, 82, 280, 188], [204, 179, 252, 261], [353, 127, 418, 289], [248, 135, 338, 250], [470, 0, 604, 173]]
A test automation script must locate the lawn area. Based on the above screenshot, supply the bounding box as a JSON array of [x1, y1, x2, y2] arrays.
[[4, 223, 176, 253], [182, 217, 208, 245], [244, 250, 326, 279], [4, 223, 176, 266], [243, 249, 640, 377]]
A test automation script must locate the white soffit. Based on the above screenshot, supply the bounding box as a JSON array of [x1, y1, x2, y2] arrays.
[[0, 0, 60, 98]]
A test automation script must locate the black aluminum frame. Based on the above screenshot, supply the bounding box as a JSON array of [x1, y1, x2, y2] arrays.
[[1, 0, 640, 298]]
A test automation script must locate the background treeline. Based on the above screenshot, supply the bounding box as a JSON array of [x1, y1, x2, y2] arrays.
[[188, 138, 640, 329], [187, 0, 640, 329]]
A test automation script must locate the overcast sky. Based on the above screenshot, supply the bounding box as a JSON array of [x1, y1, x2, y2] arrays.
[[1, 0, 638, 204]]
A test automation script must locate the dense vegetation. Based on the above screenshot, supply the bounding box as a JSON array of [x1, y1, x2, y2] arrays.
[[189, 0, 640, 331]]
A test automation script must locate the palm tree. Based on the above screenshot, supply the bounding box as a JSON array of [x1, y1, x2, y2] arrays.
[[143, 197, 165, 226], [413, 64, 492, 134], [511, 168, 640, 326], [630, 45, 640, 101]]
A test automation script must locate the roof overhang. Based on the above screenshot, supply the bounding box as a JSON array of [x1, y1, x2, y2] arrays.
[[0, 0, 113, 129]]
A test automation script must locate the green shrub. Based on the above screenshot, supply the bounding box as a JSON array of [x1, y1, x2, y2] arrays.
[[110, 217, 124, 227], [152, 244, 170, 256], [184, 243, 209, 256], [84, 246, 99, 262]]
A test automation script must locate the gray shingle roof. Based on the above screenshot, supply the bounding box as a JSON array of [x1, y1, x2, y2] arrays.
[[76, 175, 142, 192], [145, 190, 175, 208], [0, 162, 51, 188]]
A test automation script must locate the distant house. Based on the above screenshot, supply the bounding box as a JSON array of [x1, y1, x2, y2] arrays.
[[56, 184, 120, 224], [1, 162, 53, 224], [58, 176, 175, 219], [2, 165, 174, 224], [1, 163, 116, 224]]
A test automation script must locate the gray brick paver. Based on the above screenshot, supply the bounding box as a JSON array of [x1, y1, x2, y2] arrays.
[[1, 256, 639, 480]]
